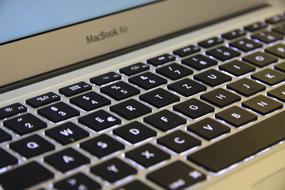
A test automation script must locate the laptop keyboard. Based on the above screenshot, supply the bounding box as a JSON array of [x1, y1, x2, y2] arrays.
[[1, 13, 285, 190]]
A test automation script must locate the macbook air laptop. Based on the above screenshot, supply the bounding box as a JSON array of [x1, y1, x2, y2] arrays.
[[1, 0, 285, 189]]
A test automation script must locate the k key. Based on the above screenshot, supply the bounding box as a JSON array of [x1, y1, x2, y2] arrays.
[[251, 68, 285, 86]]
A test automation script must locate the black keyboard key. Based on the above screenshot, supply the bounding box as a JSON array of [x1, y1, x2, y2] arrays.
[[70, 91, 111, 111], [54, 173, 101, 190], [251, 31, 283, 44], [129, 72, 167, 90], [115, 180, 154, 190], [173, 45, 200, 57], [147, 160, 205, 190], [206, 46, 240, 61], [140, 88, 180, 108], [45, 122, 89, 145], [59, 82, 92, 97], [38, 102, 79, 123], [10, 134, 55, 158], [158, 130, 201, 153], [119, 62, 149, 76], [188, 110, 285, 172], [80, 134, 124, 158], [0, 103, 27, 120], [168, 78, 207, 97], [91, 157, 137, 183], [252, 68, 285, 86], [198, 36, 224, 48], [100, 81, 140, 101], [110, 99, 151, 120], [229, 38, 262, 52], [188, 118, 230, 140], [125, 143, 170, 168], [222, 29, 246, 40], [156, 63, 193, 80], [0, 148, 17, 169], [216, 106, 257, 127], [182, 54, 217, 70], [0, 129, 11, 143], [268, 85, 285, 102], [275, 61, 285, 72], [227, 78, 266, 97], [242, 95, 282, 115], [219, 60, 255, 76], [147, 53, 176, 66], [265, 43, 285, 58], [113, 122, 156, 144], [272, 23, 285, 35], [244, 21, 267, 32], [265, 14, 285, 24], [0, 161, 54, 190], [78, 110, 121, 132], [173, 99, 214, 119], [26, 92, 60, 108], [90, 72, 121, 86], [201, 88, 241, 108], [194, 69, 231, 87], [243, 52, 278, 67], [144, 110, 186, 131]]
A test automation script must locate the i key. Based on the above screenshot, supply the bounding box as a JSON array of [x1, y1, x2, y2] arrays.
[[219, 60, 255, 76]]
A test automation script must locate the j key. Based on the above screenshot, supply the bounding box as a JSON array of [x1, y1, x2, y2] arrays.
[[45, 122, 89, 145], [119, 63, 149, 76], [219, 60, 255, 76], [156, 63, 193, 80], [173, 99, 214, 119], [0, 129, 12, 143], [110, 99, 151, 120], [182, 54, 217, 70], [216, 106, 257, 127], [129, 72, 167, 90], [140, 88, 180, 108], [81, 134, 124, 158], [229, 38, 262, 52], [26, 92, 60, 108], [10, 134, 55, 158], [194, 69, 232, 87], [4, 113, 47, 135], [265, 14, 285, 24], [147, 160, 205, 190], [227, 78, 266, 97], [252, 68, 285, 86], [198, 36, 224, 48], [222, 29, 246, 40], [158, 130, 201, 153], [59, 82, 92, 97], [101, 81, 140, 101], [188, 110, 285, 172], [275, 61, 285, 72], [113, 121, 157, 144], [265, 43, 285, 58], [54, 173, 101, 190], [201, 88, 241, 108], [167, 78, 207, 97], [125, 143, 170, 168], [45, 148, 90, 173], [90, 157, 137, 183], [144, 110, 186, 131], [251, 31, 283, 44], [244, 21, 267, 32], [173, 45, 200, 57], [147, 53, 176, 66], [90, 72, 121, 86], [272, 24, 285, 35], [206, 46, 241, 61], [0, 161, 54, 190], [0, 103, 27, 120], [243, 51, 278, 67], [78, 110, 121, 132], [115, 180, 154, 190], [242, 95, 282, 115], [188, 118, 230, 140], [268, 85, 285, 102], [0, 148, 17, 169], [70, 91, 111, 111]]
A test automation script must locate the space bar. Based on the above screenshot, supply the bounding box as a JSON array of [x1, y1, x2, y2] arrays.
[[188, 110, 285, 172]]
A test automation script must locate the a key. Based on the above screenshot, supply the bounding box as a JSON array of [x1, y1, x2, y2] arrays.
[[222, 29, 246, 40], [115, 180, 154, 190], [90, 72, 121, 86], [251, 31, 283, 44], [275, 61, 285, 72], [242, 95, 282, 115], [147, 53, 176, 66], [26, 92, 60, 108], [242, 52, 278, 67], [198, 36, 224, 48], [147, 160, 205, 190], [219, 60, 255, 76], [139, 88, 180, 108], [110, 99, 152, 120], [216, 106, 257, 127], [45, 148, 90, 173], [188, 118, 230, 140], [229, 38, 262, 52], [194, 69, 232, 87], [206, 46, 241, 61], [182, 54, 217, 70], [144, 110, 186, 131], [265, 43, 285, 58], [119, 62, 149, 76], [129, 72, 167, 90], [173, 45, 200, 57], [0, 129, 12, 143], [0, 103, 27, 120], [158, 130, 201, 153], [0, 148, 17, 169], [156, 63, 193, 80], [80, 134, 124, 158], [251, 68, 285, 86], [227, 78, 266, 97], [265, 14, 285, 24], [125, 143, 170, 168], [90, 157, 137, 183], [59, 82, 92, 97], [113, 121, 157, 144], [268, 84, 285, 102], [244, 21, 267, 32], [45, 122, 89, 145]]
